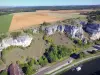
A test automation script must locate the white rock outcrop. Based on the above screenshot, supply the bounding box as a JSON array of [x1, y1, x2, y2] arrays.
[[44, 25, 84, 40], [85, 23, 100, 40], [0, 35, 33, 51], [64, 25, 84, 39]]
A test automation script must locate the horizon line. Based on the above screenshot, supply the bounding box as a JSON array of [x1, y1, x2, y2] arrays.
[[0, 4, 100, 7]]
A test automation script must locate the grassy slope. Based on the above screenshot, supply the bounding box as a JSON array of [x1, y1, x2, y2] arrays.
[[0, 14, 13, 33], [2, 33, 46, 65]]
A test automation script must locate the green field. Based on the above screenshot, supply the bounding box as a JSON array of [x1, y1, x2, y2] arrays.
[[0, 14, 13, 33]]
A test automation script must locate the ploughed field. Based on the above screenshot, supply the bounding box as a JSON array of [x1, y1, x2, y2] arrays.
[[0, 10, 89, 32]]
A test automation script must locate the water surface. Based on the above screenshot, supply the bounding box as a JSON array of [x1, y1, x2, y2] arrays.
[[60, 58, 100, 75]]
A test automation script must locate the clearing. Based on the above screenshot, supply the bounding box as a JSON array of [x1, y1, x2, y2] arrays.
[[2, 33, 76, 65], [50, 33, 75, 48], [2, 33, 47, 65]]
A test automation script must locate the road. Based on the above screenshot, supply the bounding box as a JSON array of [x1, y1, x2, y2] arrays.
[[51, 54, 100, 75], [34, 58, 74, 75], [34, 45, 99, 75]]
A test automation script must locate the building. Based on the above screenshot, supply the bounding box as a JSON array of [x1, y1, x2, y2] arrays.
[[8, 63, 24, 75]]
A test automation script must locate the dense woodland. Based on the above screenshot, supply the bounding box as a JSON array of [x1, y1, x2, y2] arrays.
[[87, 11, 100, 22], [0, 5, 100, 16]]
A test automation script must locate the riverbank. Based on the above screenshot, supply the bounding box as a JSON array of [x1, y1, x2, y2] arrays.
[[51, 52, 100, 75]]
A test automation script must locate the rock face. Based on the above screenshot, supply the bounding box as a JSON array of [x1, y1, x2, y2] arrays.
[[0, 35, 33, 51], [85, 23, 100, 40], [44, 25, 84, 40], [64, 25, 84, 39], [45, 25, 58, 35]]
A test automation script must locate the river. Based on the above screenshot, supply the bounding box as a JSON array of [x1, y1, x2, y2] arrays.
[[60, 58, 100, 75]]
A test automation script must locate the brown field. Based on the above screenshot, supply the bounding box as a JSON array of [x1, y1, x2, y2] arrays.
[[9, 12, 63, 31], [50, 33, 75, 48], [36, 9, 94, 13], [9, 9, 94, 31]]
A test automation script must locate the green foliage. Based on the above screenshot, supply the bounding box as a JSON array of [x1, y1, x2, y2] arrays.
[[0, 70, 7, 75], [41, 22, 50, 26], [77, 39, 83, 46], [87, 11, 100, 22], [10, 31, 21, 38], [0, 14, 13, 33], [38, 56, 48, 67], [23, 29, 33, 35], [44, 44, 72, 63], [25, 66, 34, 75], [28, 58, 35, 66], [95, 39, 100, 45], [80, 52, 86, 58], [21, 58, 37, 75], [0, 34, 7, 41], [43, 35, 53, 44]]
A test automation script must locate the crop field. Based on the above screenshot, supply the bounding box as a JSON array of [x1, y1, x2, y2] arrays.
[[9, 12, 62, 31], [9, 10, 88, 31], [0, 14, 13, 33], [0, 10, 94, 32], [0, 10, 89, 32]]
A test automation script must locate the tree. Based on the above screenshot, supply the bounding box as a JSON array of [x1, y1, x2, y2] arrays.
[[0, 34, 7, 41], [22, 62, 36, 75], [44, 44, 73, 63], [41, 22, 50, 26], [38, 56, 48, 66], [80, 52, 85, 58], [43, 36, 53, 44], [48, 52, 58, 63], [42, 56, 48, 65], [10, 32, 21, 39], [25, 66, 33, 75], [23, 29, 33, 35], [28, 58, 35, 66]]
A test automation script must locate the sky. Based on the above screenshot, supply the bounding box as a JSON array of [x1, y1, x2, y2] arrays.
[[0, 0, 100, 6]]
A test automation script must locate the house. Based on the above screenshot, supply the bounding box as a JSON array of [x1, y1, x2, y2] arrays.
[[8, 63, 24, 75]]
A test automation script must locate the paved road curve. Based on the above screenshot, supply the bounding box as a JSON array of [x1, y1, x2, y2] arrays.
[[51, 54, 100, 75], [34, 46, 99, 75], [34, 58, 74, 75]]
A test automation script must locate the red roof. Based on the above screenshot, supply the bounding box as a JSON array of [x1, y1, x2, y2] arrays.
[[8, 63, 24, 75]]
